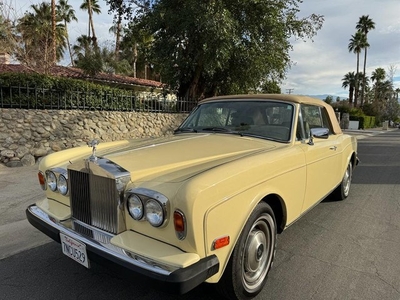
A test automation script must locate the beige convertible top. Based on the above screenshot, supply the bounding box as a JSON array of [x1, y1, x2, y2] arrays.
[[201, 94, 342, 135]]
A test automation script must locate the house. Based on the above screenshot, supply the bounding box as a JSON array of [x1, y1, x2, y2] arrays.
[[0, 53, 165, 94]]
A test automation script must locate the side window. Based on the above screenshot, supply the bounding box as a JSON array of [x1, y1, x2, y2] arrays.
[[300, 105, 332, 137], [320, 108, 332, 131]]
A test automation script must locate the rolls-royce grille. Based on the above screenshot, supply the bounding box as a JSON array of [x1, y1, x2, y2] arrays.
[[69, 169, 120, 234]]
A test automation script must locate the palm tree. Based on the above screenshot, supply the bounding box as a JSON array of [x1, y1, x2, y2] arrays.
[[356, 15, 375, 106], [0, 14, 14, 55], [395, 88, 400, 103], [51, 0, 56, 64], [108, 0, 124, 60], [80, 0, 101, 48], [73, 34, 102, 75], [348, 31, 368, 107], [109, 22, 124, 60], [16, 2, 67, 72], [57, 0, 78, 66], [357, 72, 370, 104], [371, 67, 386, 84], [371, 67, 386, 103], [342, 71, 356, 105], [120, 27, 153, 78]]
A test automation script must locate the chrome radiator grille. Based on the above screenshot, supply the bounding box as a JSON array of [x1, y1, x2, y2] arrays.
[[68, 158, 130, 235]]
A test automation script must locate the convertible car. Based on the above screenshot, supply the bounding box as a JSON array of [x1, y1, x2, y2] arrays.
[[26, 94, 358, 299]]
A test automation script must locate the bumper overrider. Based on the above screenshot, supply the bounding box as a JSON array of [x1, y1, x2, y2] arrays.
[[26, 204, 219, 294]]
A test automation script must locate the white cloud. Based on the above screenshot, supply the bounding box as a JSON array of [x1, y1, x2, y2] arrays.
[[282, 0, 400, 96]]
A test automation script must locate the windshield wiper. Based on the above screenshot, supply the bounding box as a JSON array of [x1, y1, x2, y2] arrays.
[[201, 127, 244, 136], [201, 127, 231, 132], [174, 128, 198, 133]]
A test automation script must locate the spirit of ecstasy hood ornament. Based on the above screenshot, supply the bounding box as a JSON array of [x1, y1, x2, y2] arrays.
[[88, 139, 99, 162]]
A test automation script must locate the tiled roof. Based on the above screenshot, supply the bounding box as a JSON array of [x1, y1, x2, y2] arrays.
[[0, 64, 164, 89]]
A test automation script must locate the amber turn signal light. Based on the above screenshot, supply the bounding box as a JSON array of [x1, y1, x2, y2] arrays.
[[212, 236, 230, 250], [174, 210, 186, 240], [38, 171, 46, 190]]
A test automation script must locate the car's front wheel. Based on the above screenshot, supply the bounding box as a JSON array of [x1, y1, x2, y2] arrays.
[[217, 202, 277, 300], [333, 162, 352, 200]]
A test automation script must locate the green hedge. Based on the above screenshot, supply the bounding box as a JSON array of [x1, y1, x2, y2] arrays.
[[349, 115, 376, 129], [0, 73, 139, 111]]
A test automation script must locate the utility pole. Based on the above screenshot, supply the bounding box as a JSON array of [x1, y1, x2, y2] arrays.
[[286, 88, 294, 94]]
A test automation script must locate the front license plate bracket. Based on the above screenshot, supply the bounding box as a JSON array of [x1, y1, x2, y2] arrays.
[[60, 232, 90, 268]]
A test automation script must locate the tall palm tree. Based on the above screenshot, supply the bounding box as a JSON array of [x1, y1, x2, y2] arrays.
[[342, 71, 356, 105], [371, 67, 386, 84], [73, 34, 102, 75], [348, 31, 368, 107], [356, 15, 375, 106], [370, 67, 389, 114], [109, 22, 124, 60], [80, 0, 101, 48], [57, 0, 78, 66], [108, 0, 124, 60], [51, 0, 56, 64], [16, 2, 67, 72]]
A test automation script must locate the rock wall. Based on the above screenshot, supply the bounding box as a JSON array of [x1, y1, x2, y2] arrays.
[[0, 109, 187, 167]]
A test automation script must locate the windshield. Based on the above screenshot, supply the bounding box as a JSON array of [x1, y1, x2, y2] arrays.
[[176, 100, 294, 142]]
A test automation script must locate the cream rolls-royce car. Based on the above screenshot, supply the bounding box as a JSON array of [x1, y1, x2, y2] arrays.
[[26, 94, 358, 300]]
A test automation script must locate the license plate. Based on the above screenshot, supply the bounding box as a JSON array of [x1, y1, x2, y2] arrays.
[[60, 232, 89, 268]]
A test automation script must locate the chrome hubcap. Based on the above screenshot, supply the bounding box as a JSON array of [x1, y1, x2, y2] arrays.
[[343, 165, 351, 196], [242, 215, 275, 292]]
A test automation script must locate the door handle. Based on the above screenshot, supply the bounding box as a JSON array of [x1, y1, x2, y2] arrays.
[[329, 146, 337, 151]]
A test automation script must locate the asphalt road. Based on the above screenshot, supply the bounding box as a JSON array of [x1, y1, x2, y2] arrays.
[[1, 129, 400, 300]]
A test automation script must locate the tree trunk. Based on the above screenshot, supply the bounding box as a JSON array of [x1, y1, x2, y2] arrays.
[[354, 53, 360, 107], [114, 13, 122, 60], [51, 0, 56, 65], [361, 48, 367, 106], [349, 86, 354, 105], [87, 0, 98, 49], [65, 21, 74, 66], [132, 44, 137, 78]]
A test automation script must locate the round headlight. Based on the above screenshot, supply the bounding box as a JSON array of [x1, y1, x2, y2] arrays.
[[47, 171, 57, 192], [127, 194, 143, 220], [145, 199, 164, 227], [57, 174, 68, 195]]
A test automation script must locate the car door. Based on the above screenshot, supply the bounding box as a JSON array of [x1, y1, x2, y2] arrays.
[[297, 104, 342, 213]]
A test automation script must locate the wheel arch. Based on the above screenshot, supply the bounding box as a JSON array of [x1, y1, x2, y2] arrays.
[[261, 193, 287, 234], [350, 151, 359, 168]]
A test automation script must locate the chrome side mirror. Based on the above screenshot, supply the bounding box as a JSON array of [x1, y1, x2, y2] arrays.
[[308, 127, 329, 145]]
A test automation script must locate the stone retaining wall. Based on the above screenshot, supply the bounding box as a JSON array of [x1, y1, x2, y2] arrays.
[[0, 109, 187, 167]]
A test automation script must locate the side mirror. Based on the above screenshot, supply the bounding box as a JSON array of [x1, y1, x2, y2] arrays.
[[308, 127, 329, 145]]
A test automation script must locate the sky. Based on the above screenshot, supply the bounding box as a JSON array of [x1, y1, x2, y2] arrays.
[[11, 0, 400, 98]]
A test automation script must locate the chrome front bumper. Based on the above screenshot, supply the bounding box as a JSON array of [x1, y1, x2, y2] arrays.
[[26, 204, 219, 294]]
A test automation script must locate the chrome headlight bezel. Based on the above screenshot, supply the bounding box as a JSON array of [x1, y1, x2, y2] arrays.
[[45, 168, 68, 195], [125, 188, 169, 228]]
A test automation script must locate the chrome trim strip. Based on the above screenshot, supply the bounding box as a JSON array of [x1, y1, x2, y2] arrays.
[[28, 205, 175, 275], [125, 187, 170, 227]]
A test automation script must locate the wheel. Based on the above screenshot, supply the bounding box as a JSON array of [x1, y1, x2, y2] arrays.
[[333, 162, 352, 200], [216, 202, 277, 300]]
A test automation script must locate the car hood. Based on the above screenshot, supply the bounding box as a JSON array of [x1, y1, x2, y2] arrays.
[[101, 134, 279, 183]]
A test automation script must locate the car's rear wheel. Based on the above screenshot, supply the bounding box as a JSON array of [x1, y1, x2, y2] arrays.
[[333, 162, 352, 200], [217, 202, 277, 300]]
